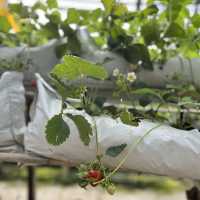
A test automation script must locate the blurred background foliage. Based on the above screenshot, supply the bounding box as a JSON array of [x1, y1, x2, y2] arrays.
[[0, 164, 184, 193]]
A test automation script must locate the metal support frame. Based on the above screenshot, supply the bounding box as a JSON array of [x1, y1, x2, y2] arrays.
[[26, 90, 36, 200], [27, 166, 36, 200], [186, 187, 200, 200]]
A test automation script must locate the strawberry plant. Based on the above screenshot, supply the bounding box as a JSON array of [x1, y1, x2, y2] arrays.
[[45, 51, 200, 194], [0, 4, 200, 195], [64, 0, 200, 70], [45, 55, 171, 194]]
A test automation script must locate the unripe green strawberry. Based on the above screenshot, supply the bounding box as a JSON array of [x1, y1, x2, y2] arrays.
[[106, 184, 116, 195]]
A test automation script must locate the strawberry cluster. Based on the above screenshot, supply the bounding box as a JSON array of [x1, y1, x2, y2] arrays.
[[77, 160, 116, 195]]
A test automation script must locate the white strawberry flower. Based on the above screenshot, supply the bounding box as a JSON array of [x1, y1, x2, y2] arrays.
[[112, 68, 120, 77], [127, 72, 136, 83]]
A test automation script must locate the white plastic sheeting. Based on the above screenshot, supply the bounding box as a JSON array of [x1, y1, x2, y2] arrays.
[[0, 71, 25, 152], [137, 57, 200, 88], [25, 74, 200, 181], [0, 39, 61, 80], [77, 27, 129, 77], [77, 28, 200, 89]]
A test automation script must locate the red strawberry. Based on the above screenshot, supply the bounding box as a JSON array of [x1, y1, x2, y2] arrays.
[[87, 170, 103, 181]]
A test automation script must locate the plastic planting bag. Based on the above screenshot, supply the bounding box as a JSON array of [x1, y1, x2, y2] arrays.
[[137, 57, 200, 88], [0, 71, 25, 152], [0, 39, 61, 79], [25, 74, 200, 181]]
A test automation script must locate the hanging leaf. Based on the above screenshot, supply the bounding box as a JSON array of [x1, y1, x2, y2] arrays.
[[45, 114, 70, 146], [67, 114, 93, 146], [106, 144, 127, 157], [51, 55, 108, 80]]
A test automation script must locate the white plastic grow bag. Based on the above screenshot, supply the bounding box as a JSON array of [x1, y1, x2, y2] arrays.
[[77, 27, 129, 77], [137, 57, 200, 88], [25, 74, 200, 181], [0, 71, 25, 152], [77, 27, 200, 88], [0, 39, 61, 79]]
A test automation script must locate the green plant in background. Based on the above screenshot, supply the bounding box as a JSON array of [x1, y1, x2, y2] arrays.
[[0, 0, 57, 47], [0, 0, 79, 54], [1, 0, 200, 68], [64, 0, 200, 69]]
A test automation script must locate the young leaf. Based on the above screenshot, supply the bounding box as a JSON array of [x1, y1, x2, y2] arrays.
[[51, 55, 108, 80], [106, 144, 127, 157], [67, 114, 93, 146], [45, 114, 70, 145], [120, 111, 139, 126]]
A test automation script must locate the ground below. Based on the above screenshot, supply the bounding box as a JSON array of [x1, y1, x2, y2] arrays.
[[0, 182, 186, 200]]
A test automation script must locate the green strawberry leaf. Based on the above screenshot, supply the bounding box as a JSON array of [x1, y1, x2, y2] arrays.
[[101, 0, 115, 15], [120, 111, 139, 126], [45, 114, 70, 145], [106, 144, 127, 157], [47, 0, 58, 9], [67, 114, 93, 145], [51, 55, 108, 81]]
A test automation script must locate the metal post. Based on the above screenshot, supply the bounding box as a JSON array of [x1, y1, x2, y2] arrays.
[[186, 187, 200, 200], [136, 0, 141, 10], [25, 91, 36, 200], [28, 166, 36, 200]]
